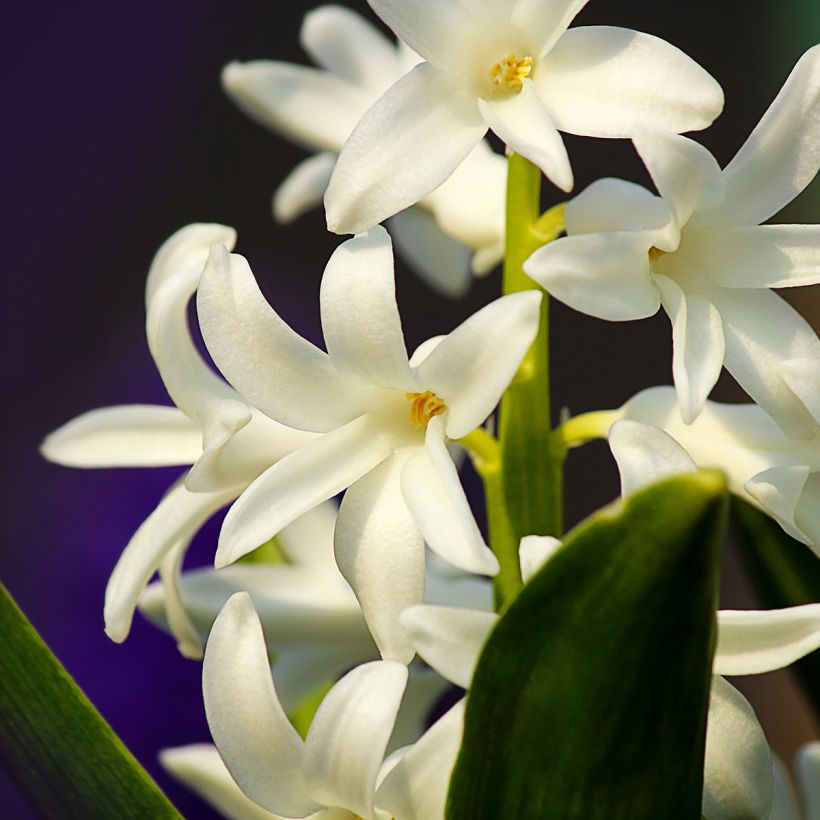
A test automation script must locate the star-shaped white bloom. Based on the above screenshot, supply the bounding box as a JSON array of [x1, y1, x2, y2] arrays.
[[223, 4, 507, 293], [526, 46, 820, 436], [41, 225, 314, 655], [324, 0, 723, 235], [196, 225, 540, 661]]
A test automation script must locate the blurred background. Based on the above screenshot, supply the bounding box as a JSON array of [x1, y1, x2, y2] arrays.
[[1, 0, 819, 816]]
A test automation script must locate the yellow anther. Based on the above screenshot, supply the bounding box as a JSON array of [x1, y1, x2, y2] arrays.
[[406, 391, 447, 429], [489, 54, 533, 92], [649, 246, 666, 262]]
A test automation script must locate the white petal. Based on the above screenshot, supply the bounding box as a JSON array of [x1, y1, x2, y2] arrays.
[[524, 231, 661, 321], [401, 418, 499, 575], [320, 227, 413, 389], [40, 405, 201, 468], [157, 539, 203, 660], [159, 745, 281, 820], [537, 27, 723, 137], [221, 61, 371, 153], [325, 62, 486, 235], [277, 500, 339, 566], [401, 604, 497, 688], [423, 558, 494, 612], [609, 419, 696, 497], [216, 414, 394, 568], [305, 660, 408, 819], [745, 465, 812, 545], [472, 243, 504, 275], [335, 454, 425, 664], [715, 605, 820, 676], [387, 208, 473, 298], [203, 593, 316, 817], [796, 743, 820, 820], [198, 244, 370, 433], [376, 700, 466, 820], [104, 481, 235, 643], [702, 677, 772, 820], [389, 667, 452, 752], [415, 291, 542, 438], [519, 535, 562, 582], [655, 275, 725, 423], [770, 755, 801, 820], [409, 336, 446, 369], [512, 0, 591, 56], [715, 45, 820, 226], [274, 153, 337, 224]]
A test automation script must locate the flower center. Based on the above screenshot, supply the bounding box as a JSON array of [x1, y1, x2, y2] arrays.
[[406, 391, 447, 429], [489, 53, 533, 94], [649, 246, 666, 262]]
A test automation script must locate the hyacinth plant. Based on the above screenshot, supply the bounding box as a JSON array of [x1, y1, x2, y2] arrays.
[[4, 1, 820, 818]]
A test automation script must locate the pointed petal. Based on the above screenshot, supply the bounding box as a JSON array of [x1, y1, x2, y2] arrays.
[[479, 82, 573, 192], [104, 482, 234, 643], [198, 243, 370, 432], [401, 604, 497, 687], [519, 535, 562, 582], [157, 538, 203, 660], [335, 454, 425, 663], [305, 660, 408, 819], [325, 62, 486, 235], [320, 227, 413, 389], [609, 419, 697, 497], [41, 405, 201, 468], [415, 291, 542, 438], [376, 700, 466, 820], [715, 45, 820, 225], [401, 418, 499, 575], [216, 414, 394, 567], [715, 605, 820, 676], [274, 153, 336, 224], [745, 465, 813, 545], [512, 0, 591, 56], [537, 27, 723, 137], [203, 593, 317, 817], [524, 231, 661, 321], [702, 677, 772, 820], [795, 743, 820, 820]]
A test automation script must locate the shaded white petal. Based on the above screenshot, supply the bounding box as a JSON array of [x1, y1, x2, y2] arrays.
[[277, 500, 339, 566], [104, 481, 235, 643], [415, 291, 542, 438], [203, 593, 316, 817], [198, 244, 370, 432], [401, 418, 499, 575], [409, 336, 446, 369], [472, 243, 504, 275], [157, 538, 203, 660], [320, 227, 413, 389], [423, 557, 493, 612], [655, 275, 725, 423], [274, 153, 336, 224], [524, 231, 661, 321], [715, 605, 820, 676], [519, 535, 562, 582], [325, 62, 486, 235], [715, 45, 820, 226], [702, 677, 772, 820], [305, 660, 408, 819], [221, 61, 371, 153], [376, 700, 466, 820], [770, 756, 801, 820], [160, 744, 281, 820], [401, 604, 496, 688], [796, 743, 820, 820], [537, 27, 723, 137], [335, 454, 425, 664], [479, 81, 573, 192], [389, 667, 452, 752], [41, 405, 201, 468], [609, 419, 696, 497], [216, 414, 393, 567], [745, 465, 812, 545], [387, 208, 473, 298], [512, 0, 591, 56]]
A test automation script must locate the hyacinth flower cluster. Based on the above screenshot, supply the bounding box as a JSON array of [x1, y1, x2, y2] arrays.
[[35, 1, 820, 818]]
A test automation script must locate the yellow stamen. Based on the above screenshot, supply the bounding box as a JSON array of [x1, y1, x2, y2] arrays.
[[406, 391, 447, 429], [649, 246, 666, 262], [489, 54, 533, 92]]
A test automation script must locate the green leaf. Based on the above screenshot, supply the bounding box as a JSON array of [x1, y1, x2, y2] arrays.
[[731, 495, 820, 714], [447, 471, 727, 820], [0, 583, 181, 819]]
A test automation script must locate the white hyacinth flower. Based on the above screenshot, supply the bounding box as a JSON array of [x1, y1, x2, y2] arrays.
[[770, 744, 820, 820], [609, 387, 820, 554], [201, 592, 465, 820], [41, 225, 314, 655], [223, 4, 507, 293], [324, 0, 723, 234], [526, 46, 820, 436], [196, 224, 541, 662]]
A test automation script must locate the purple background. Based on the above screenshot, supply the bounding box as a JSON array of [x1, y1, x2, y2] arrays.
[[2, 1, 819, 816]]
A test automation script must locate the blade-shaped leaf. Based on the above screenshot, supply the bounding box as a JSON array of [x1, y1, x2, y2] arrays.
[[447, 471, 727, 819], [0, 583, 181, 819], [731, 496, 820, 715]]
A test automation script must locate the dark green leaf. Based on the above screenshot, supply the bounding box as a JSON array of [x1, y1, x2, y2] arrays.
[[0, 583, 181, 819], [447, 471, 727, 820]]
